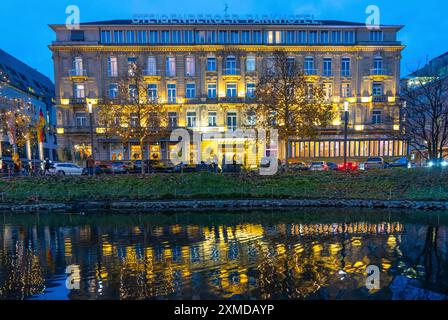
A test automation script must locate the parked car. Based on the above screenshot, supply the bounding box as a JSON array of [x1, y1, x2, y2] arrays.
[[388, 157, 409, 168], [49, 163, 84, 175], [83, 164, 113, 175], [337, 161, 359, 172], [309, 161, 329, 171], [147, 160, 174, 173], [427, 158, 448, 168], [287, 162, 310, 172], [173, 162, 198, 173], [110, 161, 130, 174], [327, 162, 339, 171], [363, 157, 387, 170]]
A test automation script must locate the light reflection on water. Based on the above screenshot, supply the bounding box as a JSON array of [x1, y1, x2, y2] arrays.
[[0, 210, 447, 300]]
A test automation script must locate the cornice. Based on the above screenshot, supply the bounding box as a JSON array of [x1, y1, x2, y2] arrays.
[[49, 44, 405, 53]]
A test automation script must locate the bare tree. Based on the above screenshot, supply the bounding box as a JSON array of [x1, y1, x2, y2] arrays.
[[98, 62, 167, 174], [254, 50, 334, 167], [401, 66, 448, 160]]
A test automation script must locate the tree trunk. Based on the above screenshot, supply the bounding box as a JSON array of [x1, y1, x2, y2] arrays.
[[140, 138, 145, 175], [284, 138, 289, 170]]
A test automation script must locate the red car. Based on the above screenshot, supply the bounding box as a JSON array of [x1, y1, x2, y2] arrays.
[[338, 161, 359, 172]]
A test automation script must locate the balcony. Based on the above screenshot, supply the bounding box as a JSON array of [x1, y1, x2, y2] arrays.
[[69, 97, 86, 105], [372, 95, 389, 103], [222, 68, 241, 81], [304, 69, 319, 81], [219, 96, 246, 104], [62, 126, 92, 134], [68, 69, 88, 80], [369, 68, 392, 80], [143, 69, 161, 82]]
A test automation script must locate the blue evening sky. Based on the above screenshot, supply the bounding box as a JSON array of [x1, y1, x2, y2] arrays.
[[1, 0, 446, 82]]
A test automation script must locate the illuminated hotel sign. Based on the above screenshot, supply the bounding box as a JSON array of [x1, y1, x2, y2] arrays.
[[132, 14, 321, 25]]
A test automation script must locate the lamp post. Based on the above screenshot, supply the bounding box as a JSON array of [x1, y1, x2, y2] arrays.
[[343, 101, 349, 171], [87, 101, 94, 160]]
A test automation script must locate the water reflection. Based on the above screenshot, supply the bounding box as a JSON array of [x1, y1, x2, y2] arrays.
[[0, 210, 447, 300]]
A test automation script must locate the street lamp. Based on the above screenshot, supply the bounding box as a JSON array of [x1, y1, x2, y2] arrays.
[[343, 101, 349, 170], [87, 101, 94, 161]]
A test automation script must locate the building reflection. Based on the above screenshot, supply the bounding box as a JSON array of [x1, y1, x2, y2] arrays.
[[0, 216, 447, 300]]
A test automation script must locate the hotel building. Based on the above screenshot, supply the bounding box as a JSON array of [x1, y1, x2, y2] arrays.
[[49, 18, 408, 164]]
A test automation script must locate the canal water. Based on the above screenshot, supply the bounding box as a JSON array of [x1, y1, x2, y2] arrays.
[[0, 209, 447, 300]]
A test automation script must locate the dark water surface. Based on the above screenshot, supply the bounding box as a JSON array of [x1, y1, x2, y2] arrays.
[[0, 209, 447, 300]]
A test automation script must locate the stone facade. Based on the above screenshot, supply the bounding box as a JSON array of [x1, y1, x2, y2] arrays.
[[49, 20, 407, 164]]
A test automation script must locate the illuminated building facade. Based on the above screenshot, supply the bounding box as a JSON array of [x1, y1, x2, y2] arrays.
[[0, 49, 57, 163], [50, 19, 407, 163]]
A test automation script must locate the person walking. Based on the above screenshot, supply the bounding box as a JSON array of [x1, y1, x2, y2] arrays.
[[86, 156, 95, 176], [43, 158, 51, 175]]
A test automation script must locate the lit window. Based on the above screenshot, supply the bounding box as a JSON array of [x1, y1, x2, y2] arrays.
[[167, 84, 176, 103], [108, 56, 118, 77], [187, 112, 196, 127], [166, 57, 176, 76], [208, 111, 217, 127], [73, 83, 85, 98], [146, 57, 157, 75], [226, 83, 237, 97], [246, 55, 256, 72], [207, 83, 217, 98], [341, 83, 351, 97], [185, 57, 195, 76], [147, 84, 158, 101], [109, 83, 118, 99]]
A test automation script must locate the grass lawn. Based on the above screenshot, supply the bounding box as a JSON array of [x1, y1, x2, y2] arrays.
[[0, 168, 447, 203]]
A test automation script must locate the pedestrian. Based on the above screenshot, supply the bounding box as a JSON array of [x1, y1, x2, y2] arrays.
[[44, 158, 51, 175], [86, 156, 95, 176]]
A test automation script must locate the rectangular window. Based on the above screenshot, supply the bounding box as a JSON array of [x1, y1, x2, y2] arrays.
[[297, 31, 307, 44], [266, 31, 274, 44], [304, 57, 315, 75], [113, 30, 124, 43], [227, 112, 237, 131], [187, 112, 196, 127], [230, 30, 239, 43], [195, 30, 206, 43], [167, 84, 177, 103], [246, 55, 256, 72], [126, 30, 135, 43], [341, 83, 351, 97], [172, 30, 181, 43], [108, 56, 118, 77], [137, 30, 147, 43], [253, 31, 262, 44], [161, 30, 170, 43], [226, 83, 237, 97], [372, 110, 382, 124], [147, 84, 158, 101], [331, 31, 342, 44], [185, 83, 196, 98], [184, 30, 194, 43], [206, 57, 216, 71], [323, 58, 332, 76], [286, 31, 295, 44], [166, 57, 176, 77], [309, 31, 318, 44], [207, 83, 217, 98], [75, 112, 87, 127], [185, 57, 195, 76], [149, 30, 159, 43], [246, 83, 255, 98], [372, 82, 383, 96], [341, 58, 351, 77], [109, 83, 118, 99], [208, 111, 217, 127], [344, 31, 355, 44], [370, 30, 384, 42], [206, 30, 216, 43], [241, 31, 250, 43], [101, 30, 111, 43], [320, 31, 329, 44], [146, 56, 157, 75], [219, 30, 228, 43], [168, 112, 178, 128], [73, 83, 85, 98], [129, 84, 137, 101]]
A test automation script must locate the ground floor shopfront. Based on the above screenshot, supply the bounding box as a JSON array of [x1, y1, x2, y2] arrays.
[[289, 137, 409, 159]]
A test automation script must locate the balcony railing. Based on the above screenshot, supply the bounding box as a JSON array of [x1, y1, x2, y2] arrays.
[[144, 69, 161, 76], [370, 68, 390, 76], [372, 95, 388, 103], [223, 68, 240, 75], [70, 97, 86, 104], [69, 69, 87, 77], [304, 69, 318, 76]]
